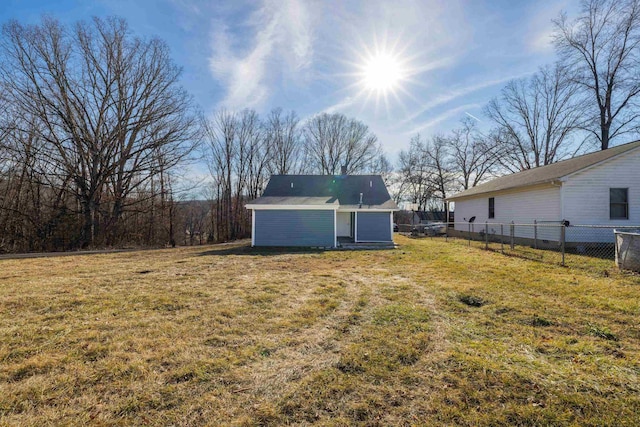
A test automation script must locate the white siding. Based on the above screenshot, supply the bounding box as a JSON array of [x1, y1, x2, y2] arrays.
[[453, 185, 561, 240], [561, 148, 640, 242], [563, 148, 640, 225], [453, 197, 488, 231], [451, 148, 640, 244]]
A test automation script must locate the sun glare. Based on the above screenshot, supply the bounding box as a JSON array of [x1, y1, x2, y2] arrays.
[[362, 52, 403, 93], [344, 38, 417, 114]]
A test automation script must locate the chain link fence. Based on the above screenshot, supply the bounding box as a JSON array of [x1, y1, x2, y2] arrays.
[[399, 221, 640, 270]]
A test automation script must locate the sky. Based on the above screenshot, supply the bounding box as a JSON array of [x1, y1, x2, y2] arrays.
[[0, 0, 578, 162]]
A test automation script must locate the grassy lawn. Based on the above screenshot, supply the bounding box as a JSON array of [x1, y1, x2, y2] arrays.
[[1, 235, 639, 426]]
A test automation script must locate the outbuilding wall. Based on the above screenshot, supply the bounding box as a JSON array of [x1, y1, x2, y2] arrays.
[[253, 210, 335, 247], [357, 211, 392, 242]]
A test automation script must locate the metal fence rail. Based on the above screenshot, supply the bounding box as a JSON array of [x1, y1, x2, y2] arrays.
[[399, 221, 640, 268]]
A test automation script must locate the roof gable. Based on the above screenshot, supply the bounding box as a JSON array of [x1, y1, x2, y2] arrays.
[[448, 140, 640, 200]]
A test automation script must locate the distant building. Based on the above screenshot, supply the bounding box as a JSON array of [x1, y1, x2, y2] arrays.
[[411, 210, 448, 224]]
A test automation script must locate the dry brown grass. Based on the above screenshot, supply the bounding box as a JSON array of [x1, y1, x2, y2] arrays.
[[1, 235, 639, 426]]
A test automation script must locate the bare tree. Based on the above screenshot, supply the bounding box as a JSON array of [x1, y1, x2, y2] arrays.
[[397, 134, 440, 211], [367, 153, 393, 183], [233, 109, 262, 237], [425, 135, 455, 210], [264, 108, 304, 175], [245, 114, 269, 200], [485, 65, 586, 172], [0, 17, 197, 247], [447, 117, 499, 189], [303, 113, 382, 174], [245, 140, 269, 200], [0, 113, 77, 252], [554, 0, 640, 149], [203, 110, 236, 241], [179, 200, 209, 246], [396, 123, 498, 213], [202, 108, 264, 242]]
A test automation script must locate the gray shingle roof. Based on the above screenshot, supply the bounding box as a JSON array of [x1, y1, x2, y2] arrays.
[[447, 140, 640, 200], [415, 211, 447, 221], [247, 175, 398, 210]]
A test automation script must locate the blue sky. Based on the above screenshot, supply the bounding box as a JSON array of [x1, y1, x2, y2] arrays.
[[0, 0, 577, 160]]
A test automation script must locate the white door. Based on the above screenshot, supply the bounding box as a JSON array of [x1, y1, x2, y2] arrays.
[[337, 212, 351, 237]]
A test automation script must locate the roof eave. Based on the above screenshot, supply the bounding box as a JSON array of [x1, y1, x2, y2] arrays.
[[246, 204, 338, 210], [448, 141, 640, 201], [246, 204, 399, 211], [446, 179, 561, 201]]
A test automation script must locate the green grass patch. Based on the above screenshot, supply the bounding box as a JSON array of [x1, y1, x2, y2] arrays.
[[587, 323, 619, 341], [458, 294, 487, 307]]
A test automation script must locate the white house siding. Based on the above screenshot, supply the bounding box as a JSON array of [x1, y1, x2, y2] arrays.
[[453, 184, 561, 241], [562, 148, 640, 243]]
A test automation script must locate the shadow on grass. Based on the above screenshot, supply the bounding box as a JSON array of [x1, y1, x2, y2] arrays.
[[197, 243, 327, 257], [446, 237, 618, 273]]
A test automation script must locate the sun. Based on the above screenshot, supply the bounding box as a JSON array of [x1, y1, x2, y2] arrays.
[[361, 52, 404, 93], [344, 39, 417, 114]]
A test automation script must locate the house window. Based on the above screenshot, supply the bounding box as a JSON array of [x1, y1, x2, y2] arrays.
[[610, 188, 629, 219], [488, 197, 495, 219]]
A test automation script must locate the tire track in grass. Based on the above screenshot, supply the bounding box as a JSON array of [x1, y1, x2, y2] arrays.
[[223, 271, 370, 423], [267, 270, 444, 425]]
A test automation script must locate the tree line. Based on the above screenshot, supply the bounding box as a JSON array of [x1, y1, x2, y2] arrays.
[[0, 17, 198, 252], [1, 0, 640, 252]]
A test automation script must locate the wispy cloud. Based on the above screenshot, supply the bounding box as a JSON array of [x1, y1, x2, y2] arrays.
[[208, 0, 314, 110], [405, 103, 481, 135], [465, 111, 482, 122], [401, 73, 529, 125], [168, 0, 201, 16], [323, 96, 357, 114], [528, 29, 554, 53], [524, 0, 570, 53]]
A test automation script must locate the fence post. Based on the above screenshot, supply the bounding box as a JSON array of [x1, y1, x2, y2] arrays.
[[468, 223, 471, 246], [501, 223, 504, 253], [534, 219, 538, 249], [561, 223, 566, 266], [510, 221, 515, 250], [485, 221, 489, 250], [445, 222, 448, 242]]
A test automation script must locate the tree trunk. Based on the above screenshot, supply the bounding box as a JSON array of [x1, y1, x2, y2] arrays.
[[601, 115, 610, 150]]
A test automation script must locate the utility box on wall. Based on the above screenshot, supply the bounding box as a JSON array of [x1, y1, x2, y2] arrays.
[[615, 229, 640, 272]]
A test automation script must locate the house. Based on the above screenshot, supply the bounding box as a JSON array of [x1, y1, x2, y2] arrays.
[[246, 174, 398, 247], [447, 140, 640, 243]]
